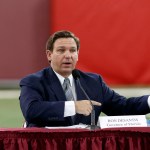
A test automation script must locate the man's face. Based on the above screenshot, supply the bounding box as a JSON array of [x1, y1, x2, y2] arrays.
[[46, 38, 79, 77]]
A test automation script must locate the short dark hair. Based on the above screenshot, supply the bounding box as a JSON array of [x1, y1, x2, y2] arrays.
[[46, 30, 80, 51]]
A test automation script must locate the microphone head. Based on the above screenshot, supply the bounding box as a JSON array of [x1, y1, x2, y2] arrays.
[[72, 69, 80, 79]]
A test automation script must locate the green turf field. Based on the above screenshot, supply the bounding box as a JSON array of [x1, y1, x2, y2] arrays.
[[0, 99, 24, 128]]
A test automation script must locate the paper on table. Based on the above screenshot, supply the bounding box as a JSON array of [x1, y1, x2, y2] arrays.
[[45, 124, 88, 129]]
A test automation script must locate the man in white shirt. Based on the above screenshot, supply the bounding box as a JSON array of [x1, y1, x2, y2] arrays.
[[19, 30, 150, 127]]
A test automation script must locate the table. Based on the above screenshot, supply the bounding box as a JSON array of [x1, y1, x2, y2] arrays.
[[0, 127, 150, 150]]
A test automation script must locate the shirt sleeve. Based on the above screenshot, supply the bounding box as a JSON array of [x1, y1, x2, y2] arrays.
[[147, 96, 150, 109], [64, 101, 76, 117]]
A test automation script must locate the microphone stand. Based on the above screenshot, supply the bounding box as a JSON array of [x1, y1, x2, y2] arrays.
[[87, 109, 100, 130], [76, 78, 100, 130]]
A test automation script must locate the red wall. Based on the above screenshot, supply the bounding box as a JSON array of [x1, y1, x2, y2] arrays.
[[0, 0, 150, 86], [50, 0, 150, 85], [0, 0, 49, 80]]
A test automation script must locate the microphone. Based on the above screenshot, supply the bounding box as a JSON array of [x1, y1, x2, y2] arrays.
[[72, 69, 100, 130]]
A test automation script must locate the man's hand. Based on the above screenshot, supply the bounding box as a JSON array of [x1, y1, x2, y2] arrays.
[[74, 100, 101, 116]]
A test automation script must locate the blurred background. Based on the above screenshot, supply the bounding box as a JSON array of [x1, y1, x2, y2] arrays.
[[0, 0, 150, 127]]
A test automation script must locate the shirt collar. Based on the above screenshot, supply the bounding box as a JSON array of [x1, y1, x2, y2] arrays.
[[54, 71, 74, 86]]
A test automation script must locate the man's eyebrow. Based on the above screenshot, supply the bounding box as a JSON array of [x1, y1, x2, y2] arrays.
[[57, 46, 77, 49], [57, 46, 65, 48]]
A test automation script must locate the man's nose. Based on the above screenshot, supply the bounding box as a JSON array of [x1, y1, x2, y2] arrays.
[[64, 50, 71, 57]]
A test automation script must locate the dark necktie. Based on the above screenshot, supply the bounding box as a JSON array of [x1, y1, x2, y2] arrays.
[[63, 78, 74, 101]]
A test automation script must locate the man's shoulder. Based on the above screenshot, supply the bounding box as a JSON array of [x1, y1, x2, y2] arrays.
[[20, 67, 51, 84], [78, 69, 101, 79]]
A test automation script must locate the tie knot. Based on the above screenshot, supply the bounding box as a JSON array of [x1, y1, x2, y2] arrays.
[[64, 78, 70, 84]]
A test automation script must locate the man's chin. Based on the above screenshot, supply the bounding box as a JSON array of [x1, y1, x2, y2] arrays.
[[61, 68, 73, 76]]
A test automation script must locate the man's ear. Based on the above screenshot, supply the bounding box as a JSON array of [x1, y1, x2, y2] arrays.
[[46, 50, 52, 62], [77, 50, 79, 61]]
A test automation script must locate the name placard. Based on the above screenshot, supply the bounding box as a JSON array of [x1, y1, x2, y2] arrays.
[[99, 115, 147, 129]]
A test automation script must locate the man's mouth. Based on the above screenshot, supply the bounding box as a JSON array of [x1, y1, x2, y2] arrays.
[[63, 62, 71, 65]]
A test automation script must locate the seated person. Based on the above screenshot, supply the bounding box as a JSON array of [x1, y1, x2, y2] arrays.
[[19, 30, 150, 127]]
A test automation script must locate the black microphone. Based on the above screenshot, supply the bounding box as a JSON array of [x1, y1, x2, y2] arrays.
[[72, 69, 100, 130]]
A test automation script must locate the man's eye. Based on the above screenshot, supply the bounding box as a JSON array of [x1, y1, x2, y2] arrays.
[[57, 49, 65, 53], [70, 49, 77, 52]]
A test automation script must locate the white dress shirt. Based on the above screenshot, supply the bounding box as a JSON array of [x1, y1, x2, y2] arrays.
[[148, 96, 150, 108], [54, 71, 76, 117]]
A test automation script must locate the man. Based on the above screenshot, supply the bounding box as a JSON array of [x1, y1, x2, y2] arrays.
[[19, 30, 150, 127]]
